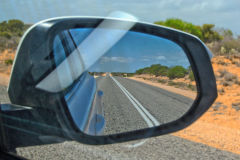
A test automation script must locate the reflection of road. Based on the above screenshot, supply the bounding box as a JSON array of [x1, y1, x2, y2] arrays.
[[1, 84, 240, 159], [96, 75, 194, 135]]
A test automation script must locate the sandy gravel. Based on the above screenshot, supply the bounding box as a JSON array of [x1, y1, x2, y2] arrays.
[[127, 77, 196, 99], [127, 76, 240, 155], [0, 73, 9, 86]]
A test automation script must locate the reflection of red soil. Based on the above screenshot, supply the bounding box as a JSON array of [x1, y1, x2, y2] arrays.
[[128, 77, 196, 99]]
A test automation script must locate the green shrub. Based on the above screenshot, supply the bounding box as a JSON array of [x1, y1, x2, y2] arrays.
[[4, 59, 13, 65], [0, 31, 11, 39], [136, 68, 144, 74], [157, 66, 169, 76], [158, 79, 167, 84], [201, 24, 223, 43], [167, 66, 187, 79], [168, 81, 185, 88], [167, 81, 177, 86], [135, 64, 169, 76], [189, 70, 195, 81], [155, 19, 223, 43], [155, 18, 203, 40], [126, 73, 134, 77], [187, 84, 197, 91], [0, 19, 30, 51]]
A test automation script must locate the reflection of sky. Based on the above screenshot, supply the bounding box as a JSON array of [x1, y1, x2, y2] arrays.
[[70, 28, 190, 73]]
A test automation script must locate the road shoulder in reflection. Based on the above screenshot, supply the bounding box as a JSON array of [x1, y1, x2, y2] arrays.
[[96, 75, 194, 135]]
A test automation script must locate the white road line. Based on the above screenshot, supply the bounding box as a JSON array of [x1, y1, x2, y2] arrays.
[[111, 76, 160, 127], [117, 82, 160, 126]]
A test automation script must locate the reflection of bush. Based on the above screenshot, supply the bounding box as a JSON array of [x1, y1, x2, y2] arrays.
[[158, 79, 167, 84], [167, 66, 187, 79], [136, 64, 191, 80], [189, 70, 195, 81], [135, 64, 195, 85], [111, 72, 125, 77], [168, 81, 196, 91], [126, 73, 134, 77], [136, 64, 169, 76], [187, 83, 197, 91]]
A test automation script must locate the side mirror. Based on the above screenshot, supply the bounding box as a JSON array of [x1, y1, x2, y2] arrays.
[[6, 17, 217, 145]]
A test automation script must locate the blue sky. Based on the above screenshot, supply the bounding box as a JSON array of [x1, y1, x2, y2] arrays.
[[1, 0, 240, 35], [68, 28, 188, 73]]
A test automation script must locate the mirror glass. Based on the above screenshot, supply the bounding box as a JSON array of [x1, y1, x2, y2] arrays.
[[38, 27, 197, 136]]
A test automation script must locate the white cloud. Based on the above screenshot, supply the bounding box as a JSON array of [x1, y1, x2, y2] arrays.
[[1, 0, 239, 34], [108, 0, 240, 35], [140, 55, 166, 62], [100, 56, 133, 63], [156, 56, 166, 60], [141, 58, 151, 62]]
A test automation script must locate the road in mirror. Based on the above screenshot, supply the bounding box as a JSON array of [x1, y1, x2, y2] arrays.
[[51, 28, 197, 136]]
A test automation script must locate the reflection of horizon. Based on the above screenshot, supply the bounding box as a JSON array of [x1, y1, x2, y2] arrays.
[[89, 62, 191, 74], [88, 31, 189, 73]]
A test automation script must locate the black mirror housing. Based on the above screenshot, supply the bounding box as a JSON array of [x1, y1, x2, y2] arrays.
[[7, 17, 217, 145]]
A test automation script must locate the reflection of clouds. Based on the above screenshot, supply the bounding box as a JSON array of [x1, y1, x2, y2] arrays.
[[140, 51, 190, 68], [140, 55, 166, 61], [156, 56, 166, 60], [100, 56, 133, 63], [142, 58, 150, 62]]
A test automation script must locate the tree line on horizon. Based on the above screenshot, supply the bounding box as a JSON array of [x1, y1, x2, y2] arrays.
[[92, 64, 194, 81], [0, 18, 239, 56], [135, 64, 194, 80]]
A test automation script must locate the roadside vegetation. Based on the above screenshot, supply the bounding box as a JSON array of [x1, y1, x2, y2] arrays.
[[0, 19, 30, 52], [135, 64, 190, 79], [0, 20, 30, 74], [134, 64, 196, 91], [155, 18, 240, 57]]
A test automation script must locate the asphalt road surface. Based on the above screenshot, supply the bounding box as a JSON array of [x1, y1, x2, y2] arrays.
[[1, 83, 240, 159], [96, 76, 193, 135]]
